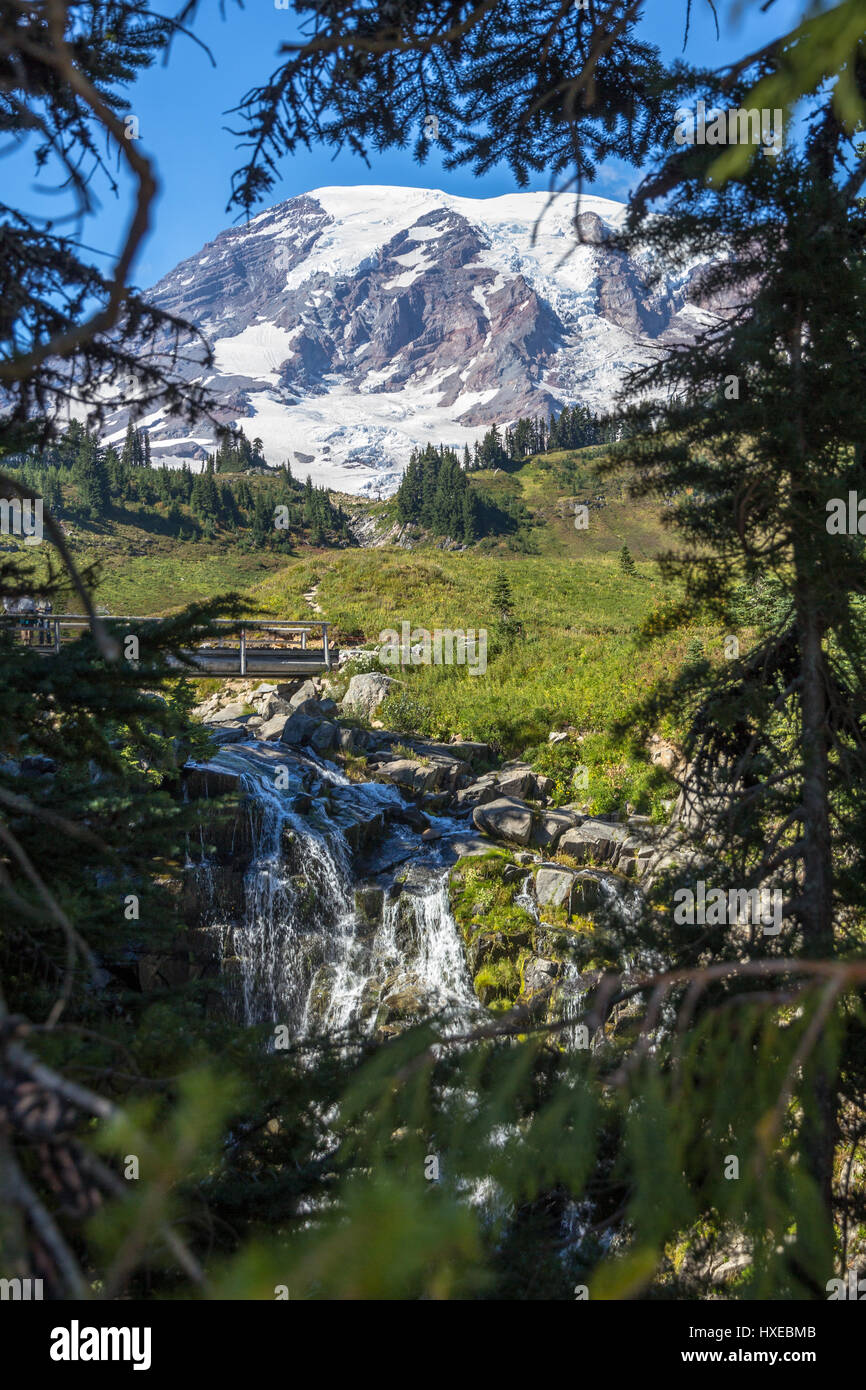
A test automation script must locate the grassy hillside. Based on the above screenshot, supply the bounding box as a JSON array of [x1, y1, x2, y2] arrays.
[[16, 445, 737, 813], [39, 518, 290, 613]]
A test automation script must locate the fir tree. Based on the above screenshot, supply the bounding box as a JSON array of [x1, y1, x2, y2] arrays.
[[619, 543, 636, 576]]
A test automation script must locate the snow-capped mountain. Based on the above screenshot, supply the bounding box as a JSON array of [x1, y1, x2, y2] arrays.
[[109, 185, 716, 494]]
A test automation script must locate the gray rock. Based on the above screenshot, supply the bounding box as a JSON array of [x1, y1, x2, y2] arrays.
[[558, 820, 628, 865], [208, 702, 248, 724], [258, 713, 289, 741], [256, 693, 293, 720], [495, 769, 534, 799], [571, 870, 610, 911], [375, 759, 443, 793], [289, 680, 319, 708], [181, 764, 242, 799], [523, 957, 559, 995], [454, 780, 500, 812], [354, 883, 384, 931], [341, 672, 403, 720], [292, 698, 323, 717], [207, 723, 249, 746], [279, 712, 319, 746], [531, 809, 577, 850], [472, 797, 535, 846], [445, 740, 493, 765], [535, 867, 575, 910], [310, 721, 337, 752], [20, 754, 57, 776]]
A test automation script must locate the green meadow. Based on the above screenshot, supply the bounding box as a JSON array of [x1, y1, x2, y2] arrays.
[[23, 447, 735, 813]]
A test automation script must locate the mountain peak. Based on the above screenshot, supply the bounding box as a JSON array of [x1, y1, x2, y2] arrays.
[[106, 185, 710, 494]]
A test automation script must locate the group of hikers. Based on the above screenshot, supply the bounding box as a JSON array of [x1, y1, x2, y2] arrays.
[[2, 595, 55, 646]]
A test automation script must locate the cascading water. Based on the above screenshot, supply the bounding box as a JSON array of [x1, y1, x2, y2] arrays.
[[327, 873, 479, 1036], [195, 741, 478, 1040]]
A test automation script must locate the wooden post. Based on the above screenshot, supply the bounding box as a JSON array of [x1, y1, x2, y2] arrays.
[[239, 627, 246, 676]]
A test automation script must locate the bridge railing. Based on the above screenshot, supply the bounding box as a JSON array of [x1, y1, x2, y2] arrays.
[[0, 615, 333, 673]]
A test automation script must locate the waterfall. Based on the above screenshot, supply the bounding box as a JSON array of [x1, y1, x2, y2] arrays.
[[197, 742, 476, 1040]]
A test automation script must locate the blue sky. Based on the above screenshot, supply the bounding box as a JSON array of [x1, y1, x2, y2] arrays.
[[6, 0, 809, 285]]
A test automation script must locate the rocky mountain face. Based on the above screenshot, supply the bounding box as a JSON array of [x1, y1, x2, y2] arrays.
[[108, 186, 717, 495]]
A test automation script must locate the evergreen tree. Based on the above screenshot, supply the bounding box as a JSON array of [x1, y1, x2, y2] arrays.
[[74, 433, 110, 518], [121, 420, 136, 469], [607, 111, 866, 1277], [491, 568, 521, 644], [619, 543, 636, 576]]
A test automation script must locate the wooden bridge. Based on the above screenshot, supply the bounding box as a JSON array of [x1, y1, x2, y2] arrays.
[[1, 614, 334, 676]]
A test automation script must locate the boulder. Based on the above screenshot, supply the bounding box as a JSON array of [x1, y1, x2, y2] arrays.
[[20, 754, 56, 776], [618, 838, 655, 879], [258, 712, 289, 741], [446, 740, 493, 766], [531, 809, 577, 851], [288, 680, 319, 708], [206, 724, 249, 746], [336, 727, 359, 753], [473, 797, 535, 846], [279, 712, 319, 747], [571, 870, 610, 911], [310, 721, 337, 753], [454, 778, 500, 812], [256, 693, 293, 721], [648, 733, 683, 774], [341, 672, 403, 720], [375, 759, 443, 793], [292, 698, 323, 717], [208, 703, 248, 724], [535, 867, 575, 911], [523, 957, 559, 995], [534, 774, 555, 801], [495, 768, 534, 799], [558, 820, 628, 866], [439, 832, 498, 861]]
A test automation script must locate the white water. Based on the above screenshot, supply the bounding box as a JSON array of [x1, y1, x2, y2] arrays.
[[198, 742, 477, 1039]]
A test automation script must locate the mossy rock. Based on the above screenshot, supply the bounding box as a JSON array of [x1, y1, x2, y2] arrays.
[[473, 956, 522, 1008], [354, 882, 384, 933], [449, 850, 527, 936], [465, 924, 532, 975]]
